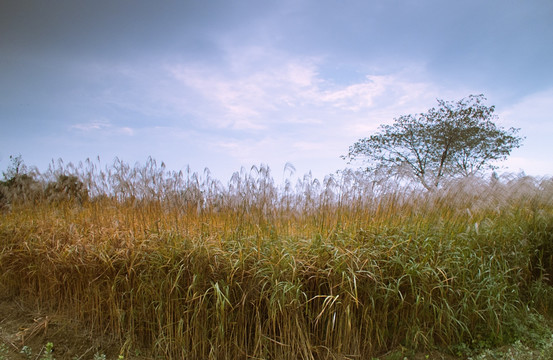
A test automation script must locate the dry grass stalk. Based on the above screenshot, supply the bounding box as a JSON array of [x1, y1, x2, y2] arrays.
[[1, 159, 553, 358]]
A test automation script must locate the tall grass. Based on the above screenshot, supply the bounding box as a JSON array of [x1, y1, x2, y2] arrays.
[[1, 158, 553, 359]]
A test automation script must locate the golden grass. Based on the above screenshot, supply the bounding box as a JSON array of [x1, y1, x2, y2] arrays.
[[1, 159, 553, 359]]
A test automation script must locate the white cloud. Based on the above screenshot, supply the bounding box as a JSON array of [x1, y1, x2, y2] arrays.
[[317, 77, 384, 110], [167, 52, 322, 130], [70, 119, 135, 136], [498, 88, 553, 130], [166, 50, 452, 132], [71, 120, 111, 132], [496, 88, 553, 176], [119, 127, 135, 136]]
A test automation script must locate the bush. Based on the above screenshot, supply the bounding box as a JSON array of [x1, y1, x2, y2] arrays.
[[1, 155, 42, 207], [45, 174, 88, 204], [0, 173, 42, 206]]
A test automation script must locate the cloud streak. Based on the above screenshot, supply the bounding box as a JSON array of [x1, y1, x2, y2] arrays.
[[166, 48, 450, 131], [71, 119, 135, 136]]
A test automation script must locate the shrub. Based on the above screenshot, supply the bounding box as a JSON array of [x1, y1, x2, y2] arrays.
[[45, 174, 89, 204]]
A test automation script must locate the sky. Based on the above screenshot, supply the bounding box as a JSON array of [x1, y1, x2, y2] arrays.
[[1, 0, 552, 183]]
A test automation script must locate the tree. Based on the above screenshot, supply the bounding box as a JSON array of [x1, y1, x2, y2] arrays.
[[0, 155, 42, 206], [2, 154, 26, 180], [343, 95, 524, 190]]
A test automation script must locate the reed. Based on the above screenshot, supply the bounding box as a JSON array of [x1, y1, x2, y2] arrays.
[[1, 158, 552, 359]]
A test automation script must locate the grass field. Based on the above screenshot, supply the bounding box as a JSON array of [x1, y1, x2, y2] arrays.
[[1, 158, 553, 359]]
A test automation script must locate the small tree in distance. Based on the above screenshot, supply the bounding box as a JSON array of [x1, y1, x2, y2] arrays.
[[343, 94, 524, 190]]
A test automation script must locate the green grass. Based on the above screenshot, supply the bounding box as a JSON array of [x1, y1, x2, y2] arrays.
[[1, 159, 553, 359]]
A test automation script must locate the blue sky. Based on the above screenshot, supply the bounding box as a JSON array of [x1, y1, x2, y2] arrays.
[[1, 0, 552, 182]]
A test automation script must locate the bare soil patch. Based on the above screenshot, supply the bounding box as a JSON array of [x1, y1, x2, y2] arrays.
[[0, 295, 133, 360]]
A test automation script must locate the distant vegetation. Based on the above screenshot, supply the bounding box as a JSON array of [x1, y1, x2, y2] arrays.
[[1, 156, 552, 359]]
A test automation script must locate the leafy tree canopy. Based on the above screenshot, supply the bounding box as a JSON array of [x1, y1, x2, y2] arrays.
[[343, 94, 524, 190]]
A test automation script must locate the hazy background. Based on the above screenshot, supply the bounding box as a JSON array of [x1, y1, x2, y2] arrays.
[[1, 0, 552, 182]]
